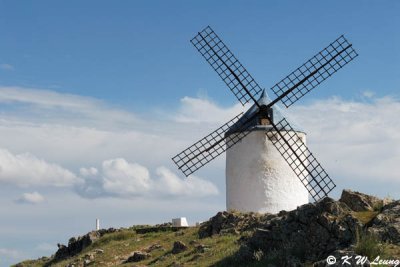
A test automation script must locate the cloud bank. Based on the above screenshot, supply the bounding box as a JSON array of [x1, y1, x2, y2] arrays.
[[0, 147, 219, 199], [1, 85, 399, 267], [0, 86, 138, 129], [77, 159, 219, 199], [0, 85, 399, 203], [174, 96, 245, 124], [0, 148, 80, 187], [291, 95, 400, 182]]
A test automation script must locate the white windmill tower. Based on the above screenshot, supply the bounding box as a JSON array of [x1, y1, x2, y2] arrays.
[[172, 26, 358, 214], [225, 90, 308, 213]]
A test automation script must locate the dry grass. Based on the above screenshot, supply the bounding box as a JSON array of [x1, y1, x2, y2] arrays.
[[20, 227, 242, 267], [384, 244, 400, 258], [352, 211, 379, 225], [13, 210, 400, 267]]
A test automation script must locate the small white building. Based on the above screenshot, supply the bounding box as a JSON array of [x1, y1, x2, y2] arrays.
[[225, 90, 309, 214], [172, 217, 189, 227]]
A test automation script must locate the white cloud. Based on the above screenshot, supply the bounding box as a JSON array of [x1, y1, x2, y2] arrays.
[[0, 148, 81, 187], [155, 166, 219, 197], [170, 91, 400, 187], [0, 142, 219, 199], [0, 86, 399, 200], [15, 191, 45, 204], [362, 90, 375, 98], [0, 63, 14, 70], [0, 85, 399, 266], [0, 86, 138, 129], [0, 87, 188, 170], [77, 159, 219, 199], [79, 167, 98, 177], [290, 94, 400, 183], [173, 96, 246, 124], [102, 158, 152, 196], [0, 86, 100, 111]]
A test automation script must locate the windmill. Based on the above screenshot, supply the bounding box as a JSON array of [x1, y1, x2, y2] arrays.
[[172, 26, 358, 213]]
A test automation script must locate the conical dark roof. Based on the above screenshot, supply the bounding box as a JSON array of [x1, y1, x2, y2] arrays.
[[226, 89, 304, 135]]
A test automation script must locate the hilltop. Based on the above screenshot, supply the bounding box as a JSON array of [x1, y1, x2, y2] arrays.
[[14, 190, 400, 267]]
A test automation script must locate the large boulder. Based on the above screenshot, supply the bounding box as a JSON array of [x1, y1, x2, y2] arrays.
[[172, 241, 188, 254], [125, 251, 151, 262], [52, 231, 100, 262], [46, 228, 119, 266], [368, 200, 400, 244], [198, 211, 275, 238], [340, 189, 382, 212]]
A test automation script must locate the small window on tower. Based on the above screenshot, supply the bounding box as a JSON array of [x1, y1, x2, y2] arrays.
[[260, 118, 270, 125]]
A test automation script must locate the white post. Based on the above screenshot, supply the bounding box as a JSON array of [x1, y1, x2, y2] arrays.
[[96, 218, 100, 230]]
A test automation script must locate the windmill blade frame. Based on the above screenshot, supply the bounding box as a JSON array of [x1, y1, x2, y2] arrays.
[[266, 117, 336, 201], [191, 26, 263, 106], [269, 35, 358, 108], [173, 26, 358, 205], [172, 112, 256, 177]]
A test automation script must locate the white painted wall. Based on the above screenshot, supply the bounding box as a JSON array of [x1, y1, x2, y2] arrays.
[[226, 130, 309, 214], [172, 217, 189, 227]]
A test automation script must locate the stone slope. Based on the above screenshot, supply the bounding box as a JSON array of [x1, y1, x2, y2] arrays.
[[199, 189, 400, 266], [13, 189, 400, 267]]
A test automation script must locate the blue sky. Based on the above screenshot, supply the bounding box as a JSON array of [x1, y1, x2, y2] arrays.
[[0, 1, 399, 266], [1, 1, 399, 109]]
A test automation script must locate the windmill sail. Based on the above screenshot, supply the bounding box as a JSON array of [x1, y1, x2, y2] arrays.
[[191, 26, 263, 105], [173, 26, 358, 204], [172, 112, 255, 177], [270, 35, 358, 108], [266, 118, 336, 201]]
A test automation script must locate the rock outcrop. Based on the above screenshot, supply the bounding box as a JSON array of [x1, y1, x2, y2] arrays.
[[199, 190, 400, 266], [45, 228, 118, 266], [369, 200, 400, 244], [172, 241, 188, 254], [53, 232, 100, 262], [340, 189, 382, 212], [241, 197, 362, 264], [198, 211, 275, 238], [125, 251, 151, 262]]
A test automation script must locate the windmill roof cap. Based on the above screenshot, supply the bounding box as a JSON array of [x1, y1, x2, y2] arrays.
[[226, 89, 305, 135], [257, 89, 270, 106]]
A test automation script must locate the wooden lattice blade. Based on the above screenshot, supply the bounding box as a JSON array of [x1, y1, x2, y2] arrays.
[[266, 118, 336, 201], [270, 35, 358, 108], [191, 26, 263, 106], [172, 112, 255, 177]]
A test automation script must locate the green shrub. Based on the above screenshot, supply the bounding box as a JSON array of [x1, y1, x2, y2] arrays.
[[93, 231, 136, 247], [372, 200, 384, 212], [355, 229, 385, 258]]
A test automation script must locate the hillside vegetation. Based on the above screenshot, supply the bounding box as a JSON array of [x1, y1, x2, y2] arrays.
[[14, 190, 400, 267], [16, 226, 247, 267]]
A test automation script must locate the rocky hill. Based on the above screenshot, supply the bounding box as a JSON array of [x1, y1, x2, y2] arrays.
[[14, 190, 400, 267]]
